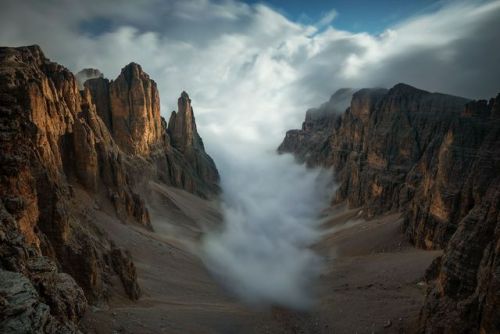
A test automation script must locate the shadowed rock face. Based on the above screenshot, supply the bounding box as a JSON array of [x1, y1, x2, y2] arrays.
[[279, 84, 500, 333], [416, 96, 500, 334], [166, 91, 220, 196], [278, 88, 356, 167], [168, 91, 204, 152], [0, 45, 219, 331]]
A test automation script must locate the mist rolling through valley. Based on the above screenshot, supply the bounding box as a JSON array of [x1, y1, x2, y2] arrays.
[[201, 151, 333, 308]]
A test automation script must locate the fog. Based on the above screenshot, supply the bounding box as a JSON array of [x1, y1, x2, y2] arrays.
[[201, 148, 333, 308]]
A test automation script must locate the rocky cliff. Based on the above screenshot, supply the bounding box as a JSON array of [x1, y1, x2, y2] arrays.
[[0, 45, 219, 332], [278, 88, 354, 167], [279, 84, 500, 333], [83, 65, 219, 197]]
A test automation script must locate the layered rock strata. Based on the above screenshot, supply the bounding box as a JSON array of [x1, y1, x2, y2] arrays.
[[279, 84, 500, 333], [83, 66, 219, 197], [0, 45, 219, 332]]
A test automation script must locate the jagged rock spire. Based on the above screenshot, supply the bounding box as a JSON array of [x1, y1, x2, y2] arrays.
[[168, 91, 204, 152]]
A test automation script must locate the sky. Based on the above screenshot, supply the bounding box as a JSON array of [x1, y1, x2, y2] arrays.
[[2, 0, 499, 308], [1, 0, 499, 155], [245, 0, 442, 33]]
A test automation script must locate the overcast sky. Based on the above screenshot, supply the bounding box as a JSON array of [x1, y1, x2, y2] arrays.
[[1, 0, 499, 155]]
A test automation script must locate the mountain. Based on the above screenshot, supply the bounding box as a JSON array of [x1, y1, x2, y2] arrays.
[[0, 45, 219, 332], [83, 64, 219, 197], [278, 88, 355, 167], [279, 84, 500, 333]]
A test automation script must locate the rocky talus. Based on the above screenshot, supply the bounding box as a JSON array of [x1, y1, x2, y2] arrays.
[[279, 84, 500, 333], [0, 45, 219, 332]]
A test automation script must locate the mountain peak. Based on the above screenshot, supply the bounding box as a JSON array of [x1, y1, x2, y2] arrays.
[[168, 91, 203, 152], [389, 83, 429, 95], [119, 62, 150, 85], [122, 62, 142, 71], [180, 91, 190, 100]]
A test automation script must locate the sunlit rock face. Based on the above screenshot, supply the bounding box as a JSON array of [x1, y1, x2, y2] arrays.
[[279, 84, 500, 333], [83, 63, 164, 156], [83, 68, 220, 198], [108, 63, 163, 156], [0, 45, 220, 331], [0, 45, 147, 331]]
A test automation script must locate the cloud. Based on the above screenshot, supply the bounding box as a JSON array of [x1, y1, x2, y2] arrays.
[[1, 0, 499, 308], [201, 151, 333, 308], [1, 0, 498, 154], [316, 9, 338, 28]]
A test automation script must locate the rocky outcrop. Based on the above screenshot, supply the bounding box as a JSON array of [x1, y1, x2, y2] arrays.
[[168, 91, 203, 151], [279, 84, 500, 333], [280, 84, 470, 218], [83, 76, 112, 130], [0, 45, 145, 331], [416, 96, 500, 334], [278, 88, 355, 167], [107, 63, 163, 155], [165, 91, 220, 196], [109, 244, 141, 301], [83, 70, 220, 198], [0, 44, 220, 331], [0, 269, 82, 334]]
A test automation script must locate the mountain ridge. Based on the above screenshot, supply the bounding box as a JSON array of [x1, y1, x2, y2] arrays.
[[279, 83, 500, 333]]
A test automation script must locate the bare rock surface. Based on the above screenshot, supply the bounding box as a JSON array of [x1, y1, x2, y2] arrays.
[[83, 66, 220, 198], [0, 45, 220, 331], [280, 84, 500, 333]]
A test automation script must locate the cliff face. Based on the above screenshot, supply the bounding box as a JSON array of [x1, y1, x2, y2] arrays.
[[83, 66, 220, 198], [107, 63, 163, 155], [0, 45, 219, 332], [278, 88, 355, 167], [0, 45, 144, 332], [417, 97, 500, 333], [279, 84, 500, 333], [280, 84, 470, 221], [165, 91, 220, 196]]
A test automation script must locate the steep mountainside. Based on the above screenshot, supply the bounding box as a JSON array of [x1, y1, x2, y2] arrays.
[[0, 45, 219, 332], [279, 84, 500, 333], [84, 67, 219, 197], [278, 88, 355, 167]]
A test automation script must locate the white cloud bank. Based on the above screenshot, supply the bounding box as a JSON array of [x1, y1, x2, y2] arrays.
[[1, 0, 499, 154], [202, 152, 333, 308], [2, 0, 499, 308]]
